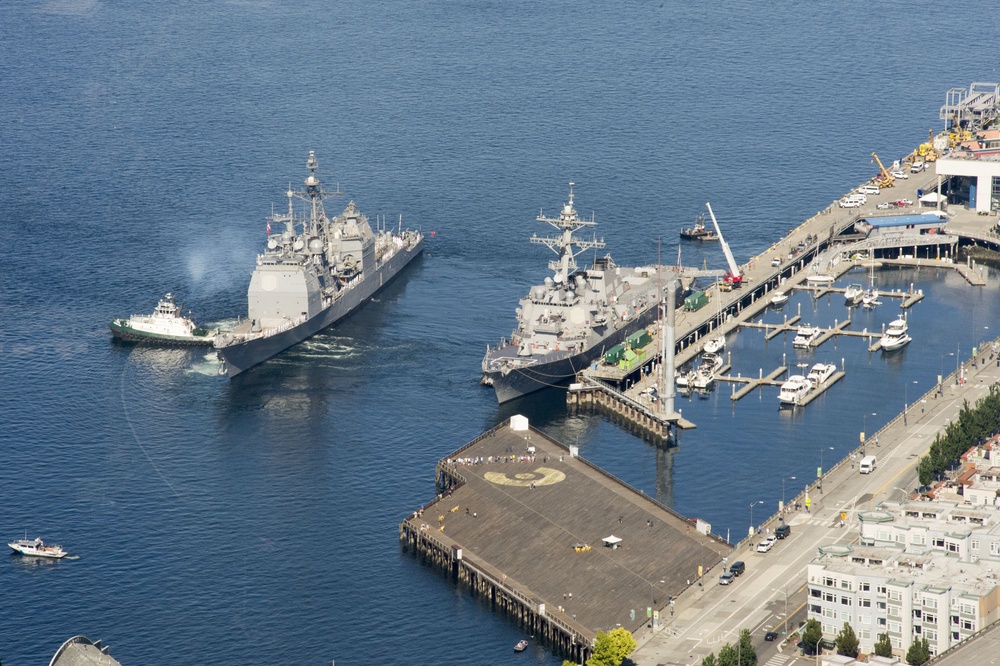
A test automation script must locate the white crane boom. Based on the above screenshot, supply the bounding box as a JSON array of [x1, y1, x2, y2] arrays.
[[705, 202, 742, 285]]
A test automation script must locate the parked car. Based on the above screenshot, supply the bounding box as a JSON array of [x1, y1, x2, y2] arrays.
[[876, 202, 892, 210], [775, 524, 791, 539], [857, 184, 881, 195], [890, 169, 909, 179], [839, 197, 863, 209], [893, 198, 913, 207], [911, 161, 927, 173], [719, 572, 734, 585], [756, 536, 776, 553], [729, 561, 746, 576], [771, 256, 781, 267]]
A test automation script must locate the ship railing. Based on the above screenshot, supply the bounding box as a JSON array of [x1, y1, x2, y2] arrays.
[[215, 314, 308, 347]]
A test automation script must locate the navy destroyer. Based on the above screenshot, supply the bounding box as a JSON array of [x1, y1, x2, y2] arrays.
[[481, 184, 670, 403], [215, 152, 423, 377]]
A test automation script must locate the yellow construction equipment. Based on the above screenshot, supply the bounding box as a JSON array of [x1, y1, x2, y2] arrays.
[[871, 152, 895, 188], [917, 129, 940, 162]]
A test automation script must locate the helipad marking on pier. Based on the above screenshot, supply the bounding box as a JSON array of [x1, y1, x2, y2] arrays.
[[485, 467, 566, 487]]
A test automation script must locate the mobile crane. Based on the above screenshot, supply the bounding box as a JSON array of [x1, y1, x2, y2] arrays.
[[871, 152, 895, 189], [705, 203, 743, 290]]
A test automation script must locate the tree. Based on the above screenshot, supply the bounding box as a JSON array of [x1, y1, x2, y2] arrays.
[[738, 628, 757, 666], [802, 619, 823, 656], [700, 655, 718, 666], [587, 627, 637, 666], [905, 636, 931, 665], [873, 632, 893, 658], [717, 642, 738, 666], [835, 622, 859, 658]]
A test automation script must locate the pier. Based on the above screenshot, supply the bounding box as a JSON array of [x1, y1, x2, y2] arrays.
[[568, 170, 994, 439], [400, 417, 731, 661]]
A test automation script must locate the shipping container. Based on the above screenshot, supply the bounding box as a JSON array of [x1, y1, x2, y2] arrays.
[[604, 343, 626, 365], [684, 290, 709, 311], [627, 328, 653, 349]]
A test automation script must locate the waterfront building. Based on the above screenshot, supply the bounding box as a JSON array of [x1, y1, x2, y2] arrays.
[[807, 498, 1000, 658]]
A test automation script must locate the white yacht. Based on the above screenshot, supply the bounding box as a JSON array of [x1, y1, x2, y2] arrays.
[[806, 274, 834, 285], [792, 325, 821, 349], [771, 291, 789, 307], [778, 375, 813, 406], [844, 284, 864, 307], [8, 537, 67, 559], [862, 289, 881, 309], [806, 363, 836, 385], [880, 316, 911, 351], [692, 352, 723, 390]]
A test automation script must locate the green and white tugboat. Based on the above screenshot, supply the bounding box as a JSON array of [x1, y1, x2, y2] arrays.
[[109, 293, 217, 346]]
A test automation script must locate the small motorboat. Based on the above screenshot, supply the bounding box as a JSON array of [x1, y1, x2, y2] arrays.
[[792, 326, 821, 349], [514, 640, 528, 652], [806, 274, 834, 285], [806, 363, 836, 385], [844, 283, 864, 307], [8, 536, 68, 559], [862, 289, 881, 309], [771, 291, 789, 307]]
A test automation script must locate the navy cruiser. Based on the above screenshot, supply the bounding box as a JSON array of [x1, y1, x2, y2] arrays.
[[215, 152, 423, 377], [482, 184, 669, 403]]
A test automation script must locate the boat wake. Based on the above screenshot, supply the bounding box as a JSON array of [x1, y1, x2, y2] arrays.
[[187, 350, 225, 376]]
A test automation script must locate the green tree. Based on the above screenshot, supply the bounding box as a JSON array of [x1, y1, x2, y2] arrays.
[[835, 622, 859, 658], [700, 655, 718, 666], [586, 627, 637, 666], [873, 632, 893, 658], [717, 642, 738, 666], [738, 628, 757, 666], [802, 619, 823, 656], [905, 636, 931, 665], [563, 661, 579, 666]]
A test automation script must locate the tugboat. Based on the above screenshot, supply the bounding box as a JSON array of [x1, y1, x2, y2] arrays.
[[8, 536, 68, 559], [109, 293, 217, 345], [481, 184, 672, 404], [679, 213, 719, 241], [214, 152, 424, 377]]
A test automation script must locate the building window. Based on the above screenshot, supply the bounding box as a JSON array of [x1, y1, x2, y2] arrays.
[[861, 629, 871, 640], [913, 609, 922, 619], [892, 637, 902, 649], [925, 614, 937, 624], [824, 592, 836, 603], [925, 598, 937, 609], [841, 580, 852, 590], [877, 586, 887, 596], [811, 589, 822, 598], [933, 537, 945, 548], [962, 604, 975, 615], [913, 534, 925, 545], [811, 604, 822, 614], [824, 607, 838, 619], [889, 606, 901, 618], [947, 542, 960, 553], [951, 615, 960, 625], [972, 539, 980, 550], [990, 541, 1000, 556], [859, 614, 871, 625], [824, 577, 837, 587], [878, 601, 887, 611], [860, 598, 872, 608], [878, 617, 887, 626], [963, 619, 975, 631], [841, 596, 852, 606], [889, 590, 902, 602], [952, 631, 960, 641], [926, 629, 937, 641], [914, 626, 921, 634], [889, 621, 901, 633], [860, 582, 870, 591]]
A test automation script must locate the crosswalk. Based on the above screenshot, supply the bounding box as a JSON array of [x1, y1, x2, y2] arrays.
[[762, 653, 790, 666]]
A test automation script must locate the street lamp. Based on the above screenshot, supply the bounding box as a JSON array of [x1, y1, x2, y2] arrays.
[[781, 476, 796, 519], [749, 500, 763, 540], [862, 412, 876, 455], [904, 380, 918, 425], [819, 447, 833, 493]]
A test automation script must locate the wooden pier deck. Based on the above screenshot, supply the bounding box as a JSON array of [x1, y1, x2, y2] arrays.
[[400, 419, 730, 660]]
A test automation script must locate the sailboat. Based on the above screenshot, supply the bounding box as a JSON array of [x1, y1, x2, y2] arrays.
[[703, 281, 726, 354], [862, 259, 881, 309]]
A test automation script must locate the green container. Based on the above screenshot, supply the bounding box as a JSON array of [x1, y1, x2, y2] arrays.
[[604, 343, 625, 365], [627, 329, 653, 349], [684, 290, 709, 312]]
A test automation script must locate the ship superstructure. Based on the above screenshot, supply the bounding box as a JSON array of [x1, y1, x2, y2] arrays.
[[215, 152, 423, 376], [481, 184, 667, 403]]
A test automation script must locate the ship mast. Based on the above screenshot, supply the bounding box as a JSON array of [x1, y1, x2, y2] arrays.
[[531, 182, 605, 284]]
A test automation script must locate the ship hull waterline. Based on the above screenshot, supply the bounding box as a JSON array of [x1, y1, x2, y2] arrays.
[[218, 240, 423, 377]]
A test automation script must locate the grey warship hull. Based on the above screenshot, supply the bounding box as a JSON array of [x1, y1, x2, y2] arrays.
[[218, 239, 423, 377], [485, 305, 660, 403]]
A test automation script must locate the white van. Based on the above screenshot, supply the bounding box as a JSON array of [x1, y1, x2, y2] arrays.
[[859, 455, 877, 474], [857, 184, 881, 195]]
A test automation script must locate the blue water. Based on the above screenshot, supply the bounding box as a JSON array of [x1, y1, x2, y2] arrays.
[[1, 1, 997, 664]]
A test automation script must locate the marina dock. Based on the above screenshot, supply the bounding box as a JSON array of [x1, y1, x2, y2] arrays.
[[568, 172, 995, 440], [400, 417, 730, 662]]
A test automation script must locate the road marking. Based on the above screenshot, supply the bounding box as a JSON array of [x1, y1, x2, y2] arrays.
[[763, 654, 790, 666]]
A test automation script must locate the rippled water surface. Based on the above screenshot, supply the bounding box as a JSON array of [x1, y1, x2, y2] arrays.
[[0, 1, 997, 664]]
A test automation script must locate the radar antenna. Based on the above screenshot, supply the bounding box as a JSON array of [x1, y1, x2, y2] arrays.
[[531, 182, 605, 282]]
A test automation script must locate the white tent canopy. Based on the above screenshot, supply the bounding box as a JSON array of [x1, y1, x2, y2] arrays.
[[919, 192, 944, 203], [602, 535, 623, 545]]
